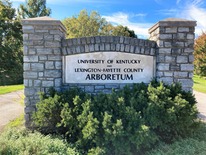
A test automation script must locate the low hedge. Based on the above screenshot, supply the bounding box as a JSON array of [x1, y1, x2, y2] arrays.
[[33, 81, 199, 155], [0, 128, 78, 155]]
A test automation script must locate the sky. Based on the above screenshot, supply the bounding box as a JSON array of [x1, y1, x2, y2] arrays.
[[10, 0, 206, 39]]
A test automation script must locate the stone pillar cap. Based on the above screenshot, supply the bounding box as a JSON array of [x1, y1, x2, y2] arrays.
[[149, 18, 196, 34], [161, 18, 195, 21], [22, 16, 58, 21], [22, 16, 66, 32]]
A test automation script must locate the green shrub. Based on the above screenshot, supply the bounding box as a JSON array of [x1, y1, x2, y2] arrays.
[[147, 138, 206, 155], [0, 128, 79, 155], [145, 82, 198, 142], [146, 123, 206, 155], [70, 89, 157, 155], [33, 81, 199, 155], [33, 88, 87, 134]]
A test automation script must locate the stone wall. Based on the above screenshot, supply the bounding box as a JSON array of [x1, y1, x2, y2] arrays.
[[22, 17, 196, 127], [149, 18, 196, 91], [22, 17, 66, 127], [61, 36, 156, 93], [62, 36, 156, 55]]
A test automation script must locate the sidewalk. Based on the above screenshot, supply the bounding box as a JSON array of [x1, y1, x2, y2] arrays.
[[0, 90, 24, 131], [194, 91, 206, 122]]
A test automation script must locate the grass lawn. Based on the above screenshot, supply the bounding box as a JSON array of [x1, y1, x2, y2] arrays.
[[0, 84, 24, 95], [193, 75, 206, 93], [6, 114, 24, 128]]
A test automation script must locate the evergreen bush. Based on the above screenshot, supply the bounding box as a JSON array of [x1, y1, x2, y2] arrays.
[[0, 128, 79, 155], [33, 81, 198, 155]]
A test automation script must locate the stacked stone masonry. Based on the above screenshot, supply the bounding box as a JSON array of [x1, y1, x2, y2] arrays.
[[22, 17, 196, 127], [62, 36, 156, 56], [149, 18, 196, 92], [22, 17, 66, 126]]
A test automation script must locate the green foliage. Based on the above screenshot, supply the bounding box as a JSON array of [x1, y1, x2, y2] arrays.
[[147, 138, 206, 155], [18, 0, 51, 19], [62, 10, 137, 38], [6, 114, 24, 128], [146, 123, 206, 155], [145, 82, 198, 142], [194, 32, 206, 77], [0, 0, 23, 85], [112, 25, 137, 38], [33, 93, 64, 133], [0, 128, 79, 155], [62, 10, 111, 38], [33, 81, 198, 155], [193, 74, 206, 93], [33, 88, 87, 135], [0, 84, 24, 94]]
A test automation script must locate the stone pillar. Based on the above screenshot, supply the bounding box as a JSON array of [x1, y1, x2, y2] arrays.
[[22, 17, 66, 127], [149, 18, 196, 91]]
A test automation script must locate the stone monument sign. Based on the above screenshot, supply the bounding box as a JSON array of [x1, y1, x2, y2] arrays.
[[63, 52, 155, 83], [22, 17, 196, 127]]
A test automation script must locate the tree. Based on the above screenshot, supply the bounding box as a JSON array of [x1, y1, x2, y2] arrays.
[[194, 32, 206, 76], [112, 25, 137, 38], [18, 0, 51, 19], [62, 10, 137, 38], [62, 10, 112, 38], [0, 0, 23, 85]]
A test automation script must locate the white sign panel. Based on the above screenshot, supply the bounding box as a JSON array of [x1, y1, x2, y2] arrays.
[[63, 52, 155, 83]]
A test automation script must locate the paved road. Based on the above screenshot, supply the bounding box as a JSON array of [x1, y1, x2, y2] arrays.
[[0, 90, 205, 131], [194, 91, 206, 122], [0, 90, 24, 131]]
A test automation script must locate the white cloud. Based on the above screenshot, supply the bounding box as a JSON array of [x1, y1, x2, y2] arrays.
[[134, 13, 147, 17], [157, 9, 179, 16], [103, 12, 129, 25], [103, 12, 153, 39], [154, 0, 162, 4], [178, 1, 206, 36], [10, 0, 24, 2], [48, 0, 109, 4], [157, 0, 206, 36], [191, 0, 204, 6], [176, 0, 181, 4], [50, 0, 114, 5], [188, 6, 206, 34], [104, 0, 206, 38]]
